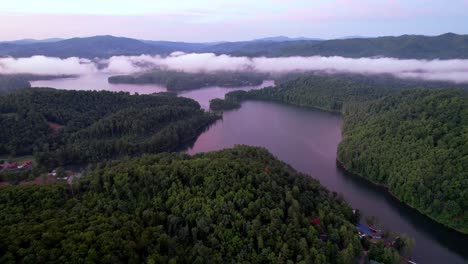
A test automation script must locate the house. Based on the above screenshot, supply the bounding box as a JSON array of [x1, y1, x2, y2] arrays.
[[17, 161, 33, 169], [356, 224, 372, 237], [6, 163, 18, 169]]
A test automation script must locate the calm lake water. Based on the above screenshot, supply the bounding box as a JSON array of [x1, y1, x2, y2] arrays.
[[31, 74, 274, 109], [32, 74, 468, 264]]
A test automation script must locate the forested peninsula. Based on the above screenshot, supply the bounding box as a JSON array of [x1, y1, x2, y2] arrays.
[[0, 146, 411, 263], [338, 89, 468, 233], [215, 73, 468, 233], [108, 70, 266, 91], [0, 88, 219, 172]]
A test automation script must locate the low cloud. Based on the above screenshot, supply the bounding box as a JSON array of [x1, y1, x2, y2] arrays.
[[0, 56, 97, 75], [1, 53, 468, 83]]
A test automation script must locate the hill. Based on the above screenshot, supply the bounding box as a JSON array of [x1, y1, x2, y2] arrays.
[[140, 40, 215, 53], [194, 33, 468, 59], [0, 88, 218, 168], [0, 146, 368, 263], [268, 33, 468, 59], [219, 72, 467, 112], [0, 36, 174, 58], [251, 36, 323, 42], [108, 70, 267, 91], [338, 89, 468, 233], [0, 38, 64, 45], [199, 40, 322, 57], [1, 33, 468, 59]]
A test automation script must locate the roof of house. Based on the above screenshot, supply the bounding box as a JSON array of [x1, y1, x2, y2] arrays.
[[356, 224, 372, 235]]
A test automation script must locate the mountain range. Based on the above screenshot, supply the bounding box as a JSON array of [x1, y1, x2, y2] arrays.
[[0, 33, 467, 59]]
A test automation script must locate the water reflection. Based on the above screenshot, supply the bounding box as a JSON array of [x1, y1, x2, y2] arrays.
[[31, 74, 167, 94]]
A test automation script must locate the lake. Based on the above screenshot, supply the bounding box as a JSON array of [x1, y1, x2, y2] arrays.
[[32, 74, 468, 264], [31, 74, 274, 110]]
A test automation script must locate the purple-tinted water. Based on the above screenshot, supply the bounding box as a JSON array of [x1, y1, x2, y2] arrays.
[[178, 80, 274, 110], [31, 74, 273, 107], [31, 74, 167, 94]]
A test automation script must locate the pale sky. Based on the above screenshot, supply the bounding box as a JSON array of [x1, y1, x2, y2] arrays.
[[1, 0, 467, 41]]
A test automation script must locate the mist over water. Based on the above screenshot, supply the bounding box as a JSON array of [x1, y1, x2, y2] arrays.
[[2, 53, 468, 83]]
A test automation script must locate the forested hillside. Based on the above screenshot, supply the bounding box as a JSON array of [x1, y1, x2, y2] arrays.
[[109, 70, 266, 91], [220, 73, 427, 112], [0, 146, 379, 263], [222, 73, 466, 112], [338, 89, 468, 233], [209, 98, 241, 111], [261, 33, 468, 59], [2, 33, 468, 59], [0, 36, 174, 58], [0, 88, 218, 167]]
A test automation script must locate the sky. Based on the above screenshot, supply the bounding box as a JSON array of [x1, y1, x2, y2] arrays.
[[0, 0, 467, 42]]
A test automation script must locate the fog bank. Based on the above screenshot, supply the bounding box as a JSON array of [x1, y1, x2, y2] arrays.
[[0, 56, 97, 75], [1, 53, 468, 83]]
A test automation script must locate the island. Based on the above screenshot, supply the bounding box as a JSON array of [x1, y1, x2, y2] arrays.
[[108, 69, 267, 91], [209, 98, 241, 111]]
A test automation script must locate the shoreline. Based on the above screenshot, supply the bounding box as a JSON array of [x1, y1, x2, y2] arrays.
[[335, 157, 468, 236], [240, 97, 467, 236]]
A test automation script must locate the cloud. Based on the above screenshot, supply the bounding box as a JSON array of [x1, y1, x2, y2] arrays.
[[1, 53, 468, 84], [0, 55, 97, 75], [100, 53, 468, 83]]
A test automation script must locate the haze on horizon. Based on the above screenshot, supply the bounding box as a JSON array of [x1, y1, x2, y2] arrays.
[[1, 0, 468, 42]]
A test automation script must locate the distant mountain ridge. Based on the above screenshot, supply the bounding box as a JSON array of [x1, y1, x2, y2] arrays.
[[251, 36, 323, 42], [0, 33, 467, 59], [0, 38, 64, 45], [0, 35, 174, 58]]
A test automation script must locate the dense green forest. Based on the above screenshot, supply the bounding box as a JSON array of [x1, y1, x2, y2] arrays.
[[109, 70, 266, 91], [0, 75, 31, 93], [0, 146, 412, 263], [338, 89, 468, 233], [209, 98, 241, 111], [218, 73, 412, 113], [218, 73, 467, 113], [0, 88, 218, 168], [218, 73, 468, 233]]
